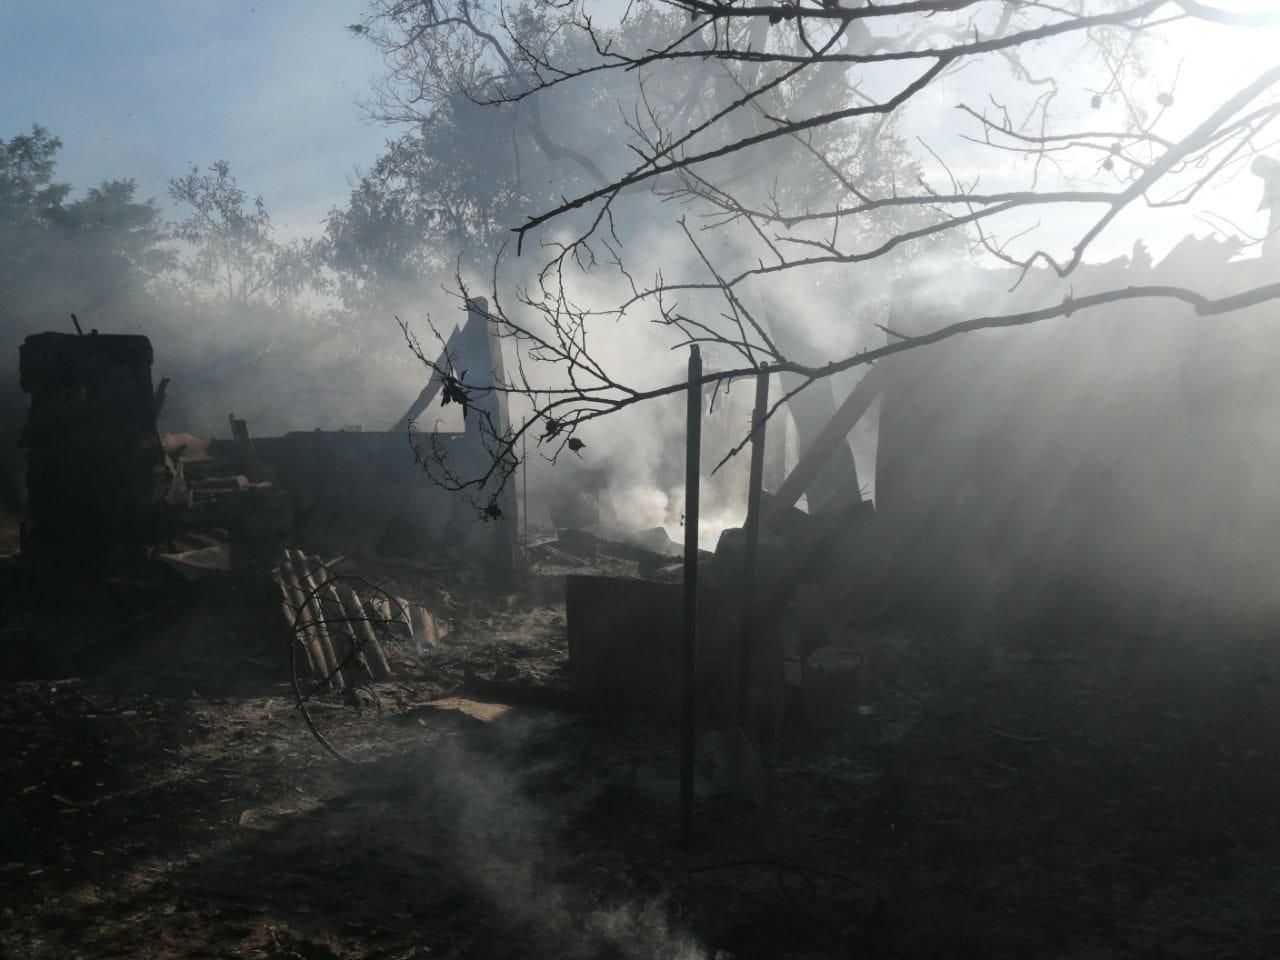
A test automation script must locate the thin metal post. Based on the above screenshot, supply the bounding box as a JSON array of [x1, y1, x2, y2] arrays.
[[522, 430, 529, 564], [738, 364, 770, 727], [681, 346, 702, 848]]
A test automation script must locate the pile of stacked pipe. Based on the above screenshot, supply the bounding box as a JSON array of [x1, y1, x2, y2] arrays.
[[273, 548, 403, 689]]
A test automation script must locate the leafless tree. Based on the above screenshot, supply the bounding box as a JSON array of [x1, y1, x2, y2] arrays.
[[358, 0, 1280, 513]]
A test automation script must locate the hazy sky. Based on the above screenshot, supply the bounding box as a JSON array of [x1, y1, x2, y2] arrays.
[[0, 1, 388, 238], [2, 2, 1276, 260]]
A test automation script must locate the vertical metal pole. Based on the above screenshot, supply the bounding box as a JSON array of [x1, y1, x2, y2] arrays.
[[681, 346, 703, 848], [522, 430, 529, 562], [738, 364, 770, 727]]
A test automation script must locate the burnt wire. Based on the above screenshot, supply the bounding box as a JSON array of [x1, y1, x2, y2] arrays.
[[690, 858, 857, 910], [286, 562, 415, 763]]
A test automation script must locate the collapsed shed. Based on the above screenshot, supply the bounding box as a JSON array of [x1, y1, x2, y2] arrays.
[[781, 238, 1280, 629], [16, 299, 519, 581], [192, 297, 518, 577]]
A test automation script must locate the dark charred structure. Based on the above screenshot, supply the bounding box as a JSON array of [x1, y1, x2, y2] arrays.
[[217, 427, 509, 571], [872, 244, 1280, 632], [11, 1, 1280, 954], [18, 330, 168, 571], [7, 255, 1280, 960]]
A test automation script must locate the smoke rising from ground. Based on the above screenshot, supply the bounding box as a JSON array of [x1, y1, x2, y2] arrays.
[[415, 717, 709, 959]]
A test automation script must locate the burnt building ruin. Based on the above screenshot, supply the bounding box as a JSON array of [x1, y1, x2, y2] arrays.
[[18, 330, 169, 571]]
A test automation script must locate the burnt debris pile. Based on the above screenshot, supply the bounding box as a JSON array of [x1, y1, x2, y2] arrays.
[[5, 238, 1280, 958]]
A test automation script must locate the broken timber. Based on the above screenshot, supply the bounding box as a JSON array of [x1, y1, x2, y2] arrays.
[[769, 364, 885, 514], [273, 550, 397, 690], [388, 297, 519, 578], [737, 365, 769, 727], [681, 345, 702, 847]]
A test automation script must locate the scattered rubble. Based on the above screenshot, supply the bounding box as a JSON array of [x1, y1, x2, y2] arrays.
[[9, 256, 1280, 958]]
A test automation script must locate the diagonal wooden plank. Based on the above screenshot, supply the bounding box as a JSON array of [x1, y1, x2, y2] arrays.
[[390, 323, 461, 432], [769, 363, 886, 513]]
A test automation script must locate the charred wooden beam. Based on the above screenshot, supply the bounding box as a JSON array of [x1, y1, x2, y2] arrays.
[[769, 364, 885, 515]]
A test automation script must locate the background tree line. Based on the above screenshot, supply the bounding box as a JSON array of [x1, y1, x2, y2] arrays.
[[6, 0, 1276, 520], [0, 120, 462, 513]]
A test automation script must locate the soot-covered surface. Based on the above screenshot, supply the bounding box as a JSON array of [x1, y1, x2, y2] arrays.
[[2, 571, 1279, 959]]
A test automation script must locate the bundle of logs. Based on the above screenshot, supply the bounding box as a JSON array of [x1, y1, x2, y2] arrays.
[[273, 548, 439, 690]]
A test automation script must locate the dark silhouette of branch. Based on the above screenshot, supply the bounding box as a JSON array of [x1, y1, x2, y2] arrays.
[[357, 0, 1280, 514]]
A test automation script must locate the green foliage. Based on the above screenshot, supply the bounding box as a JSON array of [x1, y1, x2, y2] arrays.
[[318, 93, 544, 313], [0, 125, 174, 322], [0, 125, 411, 492], [325, 3, 936, 320], [318, 6, 671, 314], [0, 126, 70, 297], [0, 126, 179, 512], [168, 160, 317, 308], [0, 125, 69, 227], [54, 179, 175, 275]]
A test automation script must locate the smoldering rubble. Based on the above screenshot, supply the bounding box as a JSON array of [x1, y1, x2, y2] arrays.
[[4, 237, 1280, 960]]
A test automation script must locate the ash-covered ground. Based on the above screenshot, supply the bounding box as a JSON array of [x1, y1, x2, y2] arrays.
[[3, 555, 1280, 960]]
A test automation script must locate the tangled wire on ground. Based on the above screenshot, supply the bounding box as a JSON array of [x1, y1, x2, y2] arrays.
[[277, 550, 429, 763]]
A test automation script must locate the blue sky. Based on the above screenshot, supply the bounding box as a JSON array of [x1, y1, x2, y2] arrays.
[[0, 1, 390, 238], [2, 2, 1274, 260]]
